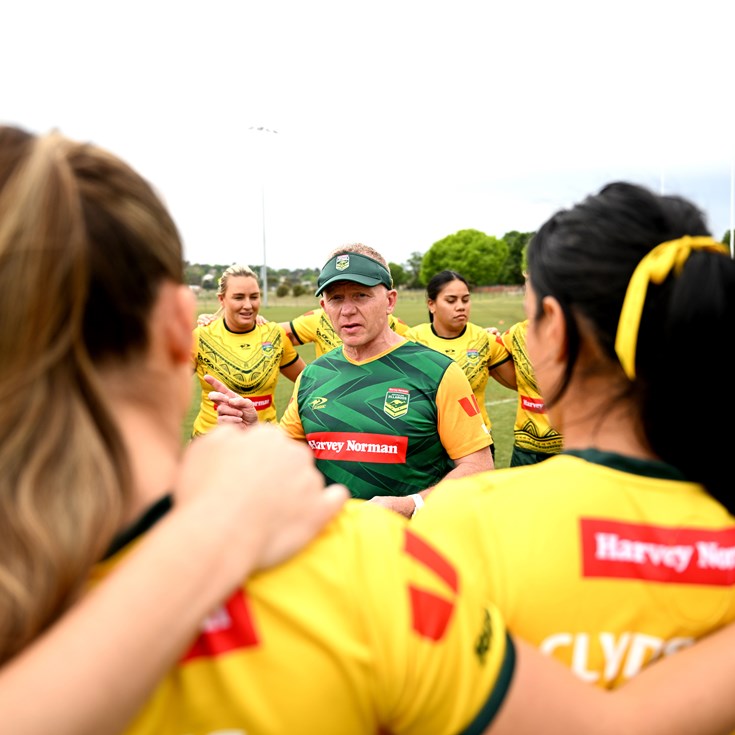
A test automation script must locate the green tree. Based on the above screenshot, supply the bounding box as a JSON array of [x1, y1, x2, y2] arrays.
[[498, 231, 534, 284], [184, 262, 207, 286], [388, 262, 409, 288], [292, 283, 307, 297], [721, 230, 733, 249], [404, 251, 424, 289], [276, 283, 290, 298], [420, 229, 509, 286]]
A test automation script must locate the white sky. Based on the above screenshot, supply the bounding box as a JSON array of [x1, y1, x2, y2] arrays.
[[3, 0, 733, 270]]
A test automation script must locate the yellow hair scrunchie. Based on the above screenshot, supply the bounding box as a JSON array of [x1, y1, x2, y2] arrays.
[[615, 236, 728, 380]]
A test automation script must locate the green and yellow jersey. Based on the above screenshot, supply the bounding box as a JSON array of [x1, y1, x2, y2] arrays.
[[501, 319, 562, 458], [280, 340, 492, 499], [192, 318, 299, 435], [405, 321, 512, 434]]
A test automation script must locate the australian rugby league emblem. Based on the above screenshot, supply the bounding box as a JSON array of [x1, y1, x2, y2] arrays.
[[466, 349, 479, 363], [261, 341, 274, 353], [336, 254, 350, 271], [384, 387, 409, 419]]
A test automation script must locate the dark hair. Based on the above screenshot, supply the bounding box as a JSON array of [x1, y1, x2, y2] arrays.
[[526, 181, 735, 509], [425, 270, 470, 323]]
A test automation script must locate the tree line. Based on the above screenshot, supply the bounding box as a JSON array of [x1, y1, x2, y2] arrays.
[[185, 227, 733, 295]]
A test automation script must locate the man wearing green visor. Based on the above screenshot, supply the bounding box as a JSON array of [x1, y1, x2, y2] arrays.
[[283, 243, 493, 517], [212, 243, 493, 517]]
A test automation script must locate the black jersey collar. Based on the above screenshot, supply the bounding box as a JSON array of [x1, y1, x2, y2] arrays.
[[562, 448, 687, 481], [103, 494, 173, 560]]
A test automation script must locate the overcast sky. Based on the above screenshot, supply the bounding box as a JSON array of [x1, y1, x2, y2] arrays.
[[3, 0, 733, 270]]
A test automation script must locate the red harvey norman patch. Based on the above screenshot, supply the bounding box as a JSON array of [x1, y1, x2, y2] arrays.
[[182, 590, 259, 662], [520, 394, 545, 413], [306, 432, 407, 464], [581, 518, 735, 586], [249, 395, 272, 411]]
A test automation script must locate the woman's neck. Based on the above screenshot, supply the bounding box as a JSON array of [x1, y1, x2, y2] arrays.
[[431, 320, 464, 339], [115, 400, 182, 525], [552, 379, 655, 460]]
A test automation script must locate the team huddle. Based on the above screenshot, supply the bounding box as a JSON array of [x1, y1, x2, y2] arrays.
[[4, 124, 735, 735]]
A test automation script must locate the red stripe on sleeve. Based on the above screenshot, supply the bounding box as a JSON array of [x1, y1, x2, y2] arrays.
[[404, 530, 458, 592], [408, 586, 455, 640], [458, 395, 480, 417]]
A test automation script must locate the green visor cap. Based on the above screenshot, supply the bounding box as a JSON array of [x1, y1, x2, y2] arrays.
[[315, 252, 393, 296]]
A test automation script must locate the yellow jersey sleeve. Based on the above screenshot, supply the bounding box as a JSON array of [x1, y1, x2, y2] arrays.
[[275, 322, 299, 367], [436, 360, 493, 460], [290, 309, 320, 345], [389, 314, 411, 336], [278, 372, 306, 440]]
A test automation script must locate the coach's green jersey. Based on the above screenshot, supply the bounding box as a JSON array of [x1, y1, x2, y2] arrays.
[[501, 319, 563, 455], [291, 307, 410, 358], [405, 321, 512, 433], [280, 341, 491, 499]]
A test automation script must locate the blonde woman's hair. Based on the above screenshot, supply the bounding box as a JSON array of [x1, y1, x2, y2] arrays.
[[211, 263, 259, 318], [0, 125, 184, 663]]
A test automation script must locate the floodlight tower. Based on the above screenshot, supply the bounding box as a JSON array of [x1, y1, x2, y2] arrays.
[[248, 126, 279, 307]]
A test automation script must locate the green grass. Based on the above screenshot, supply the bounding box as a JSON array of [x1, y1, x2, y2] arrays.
[[186, 290, 526, 469]]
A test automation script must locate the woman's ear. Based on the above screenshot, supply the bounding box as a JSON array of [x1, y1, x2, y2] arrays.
[[171, 285, 196, 363], [154, 283, 195, 366], [540, 295, 568, 365]]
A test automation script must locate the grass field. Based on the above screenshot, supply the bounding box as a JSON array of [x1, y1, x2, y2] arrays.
[[186, 289, 527, 469]]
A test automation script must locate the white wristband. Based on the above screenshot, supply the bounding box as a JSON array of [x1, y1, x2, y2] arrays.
[[409, 493, 424, 519]]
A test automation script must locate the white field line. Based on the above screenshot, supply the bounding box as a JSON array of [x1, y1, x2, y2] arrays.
[[487, 398, 515, 406]]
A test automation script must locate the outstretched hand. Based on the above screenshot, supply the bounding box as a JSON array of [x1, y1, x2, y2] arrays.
[[197, 312, 217, 327], [204, 374, 259, 429], [367, 494, 414, 519]]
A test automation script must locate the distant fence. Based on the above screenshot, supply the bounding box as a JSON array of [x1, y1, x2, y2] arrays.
[[473, 285, 524, 295]]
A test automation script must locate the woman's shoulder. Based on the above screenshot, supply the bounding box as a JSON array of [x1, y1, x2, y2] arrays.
[[404, 321, 432, 339]]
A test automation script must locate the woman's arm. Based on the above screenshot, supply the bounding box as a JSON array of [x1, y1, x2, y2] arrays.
[[280, 356, 306, 382], [490, 633, 735, 735], [489, 359, 517, 390], [0, 425, 347, 735]]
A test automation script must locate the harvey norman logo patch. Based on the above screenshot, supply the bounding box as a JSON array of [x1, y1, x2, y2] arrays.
[[336, 254, 350, 271], [384, 387, 410, 419], [182, 590, 259, 662], [306, 431, 407, 464], [521, 394, 545, 414], [581, 518, 735, 586], [249, 395, 272, 411]]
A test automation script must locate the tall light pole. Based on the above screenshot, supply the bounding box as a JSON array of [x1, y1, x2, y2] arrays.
[[730, 158, 734, 258], [248, 126, 279, 307]]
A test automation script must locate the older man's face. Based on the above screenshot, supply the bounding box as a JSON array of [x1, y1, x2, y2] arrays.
[[320, 281, 395, 350]]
